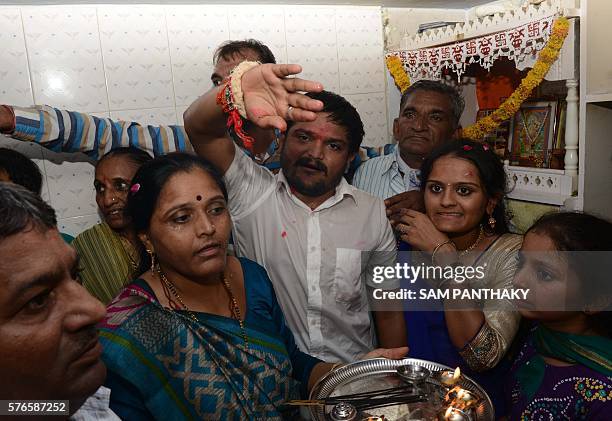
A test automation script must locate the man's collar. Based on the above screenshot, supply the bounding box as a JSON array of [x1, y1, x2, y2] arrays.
[[277, 170, 358, 209], [395, 146, 419, 175], [375, 144, 401, 175]]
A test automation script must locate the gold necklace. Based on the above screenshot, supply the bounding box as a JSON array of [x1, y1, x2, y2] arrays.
[[156, 266, 248, 348], [455, 225, 484, 256]]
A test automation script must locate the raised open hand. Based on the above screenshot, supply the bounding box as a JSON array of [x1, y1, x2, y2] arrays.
[[241, 64, 324, 131]]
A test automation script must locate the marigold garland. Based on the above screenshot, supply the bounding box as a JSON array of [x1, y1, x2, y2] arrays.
[[463, 16, 569, 140], [385, 16, 570, 141], [386, 55, 411, 93]]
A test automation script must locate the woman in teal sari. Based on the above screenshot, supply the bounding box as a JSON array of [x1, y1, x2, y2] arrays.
[[99, 153, 406, 420], [508, 212, 612, 419]]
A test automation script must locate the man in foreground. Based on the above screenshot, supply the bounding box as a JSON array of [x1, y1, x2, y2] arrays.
[[0, 182, 117, 420]]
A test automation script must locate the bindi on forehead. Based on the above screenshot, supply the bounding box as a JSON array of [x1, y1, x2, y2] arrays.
[[196, 195, 202, 201]]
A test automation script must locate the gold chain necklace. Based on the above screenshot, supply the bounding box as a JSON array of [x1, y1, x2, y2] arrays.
[[454, 225, 484, 256], [156, 266, 248, 348]]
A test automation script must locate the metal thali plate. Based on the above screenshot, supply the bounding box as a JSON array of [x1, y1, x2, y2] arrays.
[[309, 358, 494, 421]]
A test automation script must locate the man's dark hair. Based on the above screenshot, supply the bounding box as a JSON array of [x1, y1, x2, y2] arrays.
[[0, 148, 43, 195], [286, 91, 365, 154], [213, 39, 276, 65], [0, 182, 57, 241], [399, 80, 465, 129]]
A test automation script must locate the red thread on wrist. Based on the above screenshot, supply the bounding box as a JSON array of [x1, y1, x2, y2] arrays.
[[216, 79, 255, 153]]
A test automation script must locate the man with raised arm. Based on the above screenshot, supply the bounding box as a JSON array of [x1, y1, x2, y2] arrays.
[[184, 62, 407, 362], [0, 182, 119, 420]]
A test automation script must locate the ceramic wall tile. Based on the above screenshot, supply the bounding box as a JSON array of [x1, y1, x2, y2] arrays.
[[22, 6, 108, 111], [344, 92, 389, 147], [285, 7, 339, 93], [43, 157, 98, 220], [110, 107, 179, 126], [98, 5, 174, 110], [2, 3, 391, 237], [386, 71, 401, 138], [58, 214, 101, 237], [228, 5, 287, 64], [0, 8, 33, 106], [90, 111, 110, 119], [176, 104, 189, 126], [336, 7, 386, 95], [166, 5, 229, 106]]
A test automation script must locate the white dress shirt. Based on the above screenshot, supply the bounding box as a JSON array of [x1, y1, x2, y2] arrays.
[[70, 387, 120, 421], [225, 144, 398, 362]]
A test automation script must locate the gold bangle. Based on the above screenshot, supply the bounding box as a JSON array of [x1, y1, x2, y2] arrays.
[[431, 240, 454, 265]]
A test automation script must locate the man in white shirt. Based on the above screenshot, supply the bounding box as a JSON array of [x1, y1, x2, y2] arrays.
[[353, 80, 464, 217], [185, 64, 407, 362], [0, 183, 118, 420]]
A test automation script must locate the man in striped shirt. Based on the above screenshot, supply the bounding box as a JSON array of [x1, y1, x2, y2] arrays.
[[0, 39, 281, 169], [353, 80, 464, 219]]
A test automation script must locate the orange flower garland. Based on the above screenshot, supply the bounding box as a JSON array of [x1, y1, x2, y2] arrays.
[[462, 16, 569, 140], [385, 16, 570, 141]]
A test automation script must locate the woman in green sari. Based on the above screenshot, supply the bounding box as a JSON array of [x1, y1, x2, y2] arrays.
[[72, 147, 152, 303], [508, 212, 612, 420], [99, 153, 407, 420]]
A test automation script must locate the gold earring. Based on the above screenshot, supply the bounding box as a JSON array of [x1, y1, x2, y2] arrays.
[[488, 215, 496, 230], [146, 249, 156, 272]]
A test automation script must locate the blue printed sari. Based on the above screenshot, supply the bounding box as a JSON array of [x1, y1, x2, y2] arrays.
[[99, 259, 316, 420]]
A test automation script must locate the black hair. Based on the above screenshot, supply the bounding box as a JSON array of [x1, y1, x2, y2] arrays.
[[0, 148, 43, 195], [96, 147, 153, 169], [0, 182, 57, 241], [420, 138, 509, 234], [399, 80, 465, 129], [127, 153, 228, 273], [527, 212, 612, 336], [286, 90, 365, 155], [213, 39, 276, 65], [128, 152, 228, 234], [528, 212, 612, 251]]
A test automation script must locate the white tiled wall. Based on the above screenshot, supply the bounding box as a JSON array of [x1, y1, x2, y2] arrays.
[[0, 4, 389, 237]]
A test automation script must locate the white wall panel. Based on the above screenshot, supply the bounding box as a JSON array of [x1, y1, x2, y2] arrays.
[[0, 3, 390, 236]]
